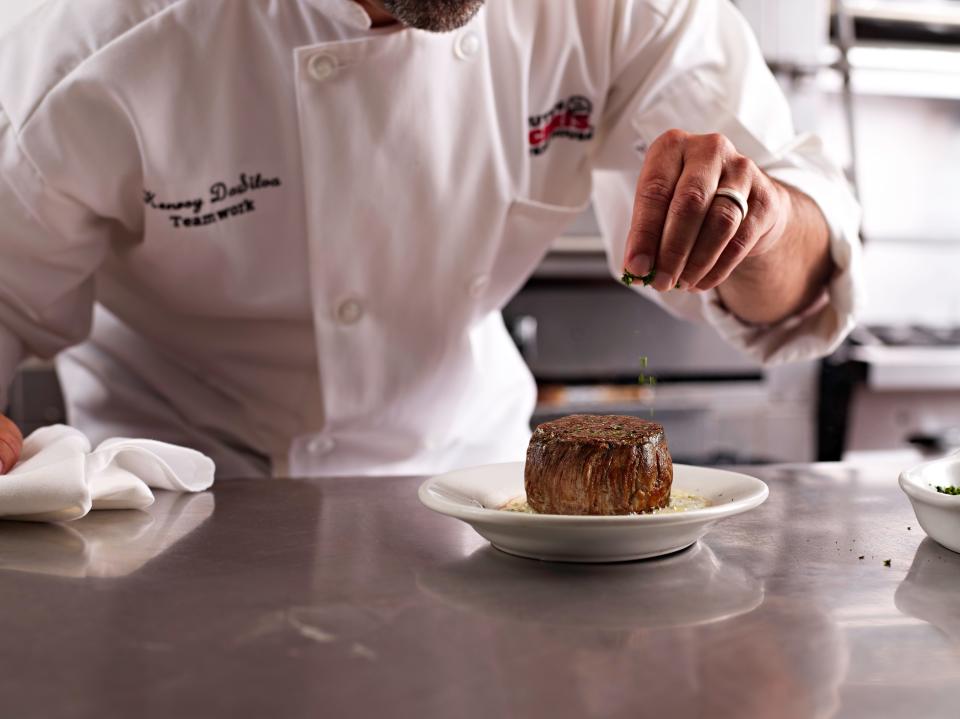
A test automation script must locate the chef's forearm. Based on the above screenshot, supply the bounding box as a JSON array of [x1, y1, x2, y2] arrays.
[[716, 182, 833, 326]]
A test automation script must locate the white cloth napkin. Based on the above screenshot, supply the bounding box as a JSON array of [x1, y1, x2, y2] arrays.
[[0, 425, 215, 522]]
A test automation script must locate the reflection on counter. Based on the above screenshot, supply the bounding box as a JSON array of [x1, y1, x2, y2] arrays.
[[0, 491, 214, 578], [896, 537, 960, 648], [419, 541, 763, 630], [419, 543, 848, 718]]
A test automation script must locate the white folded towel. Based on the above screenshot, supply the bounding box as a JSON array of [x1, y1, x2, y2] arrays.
[[0, 425, 216, 522]]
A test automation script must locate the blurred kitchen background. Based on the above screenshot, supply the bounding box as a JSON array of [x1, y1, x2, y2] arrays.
[[3, 0, 960, 466]]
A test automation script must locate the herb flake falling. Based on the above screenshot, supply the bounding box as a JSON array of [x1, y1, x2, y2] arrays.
[[637, 355, 658, 417]]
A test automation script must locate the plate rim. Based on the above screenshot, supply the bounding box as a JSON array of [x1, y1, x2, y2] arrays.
[[418, 461, 769, 527]]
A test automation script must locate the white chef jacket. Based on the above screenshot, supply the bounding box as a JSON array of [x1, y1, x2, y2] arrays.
[[0, 0, 862, 477]]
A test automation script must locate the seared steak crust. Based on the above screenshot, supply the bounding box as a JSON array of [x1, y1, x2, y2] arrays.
[[524, 414, 672, 515]]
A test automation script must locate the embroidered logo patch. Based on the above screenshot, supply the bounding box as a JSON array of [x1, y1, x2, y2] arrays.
[[528, 95, 595, 156]]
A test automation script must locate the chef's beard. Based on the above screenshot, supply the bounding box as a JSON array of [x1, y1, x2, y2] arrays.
[[381, 0, 484, 32]]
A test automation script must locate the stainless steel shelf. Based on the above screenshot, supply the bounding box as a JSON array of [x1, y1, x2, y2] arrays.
[[843, 0, 960, 28]]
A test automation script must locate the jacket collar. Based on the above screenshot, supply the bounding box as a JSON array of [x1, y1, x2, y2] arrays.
[[304, 0, 374, 31]]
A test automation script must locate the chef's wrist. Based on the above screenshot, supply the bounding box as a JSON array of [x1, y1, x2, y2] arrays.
[[720, 182, 833, 324]]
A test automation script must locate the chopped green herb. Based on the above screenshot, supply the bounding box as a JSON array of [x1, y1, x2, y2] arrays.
[[641, 356, 649, 369], [621, 268, 657, 287], [936, 485, 960, 495], [620, 268, 682, 290], [883, 559, 892, 567], [858, 555, 864, 560]]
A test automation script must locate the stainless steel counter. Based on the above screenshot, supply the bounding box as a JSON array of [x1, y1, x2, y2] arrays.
[[0, 463, 958, 718]]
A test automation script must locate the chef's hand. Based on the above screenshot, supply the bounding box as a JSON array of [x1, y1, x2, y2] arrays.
[[623, 129, 790, 293], [0, 413, 23, 475]]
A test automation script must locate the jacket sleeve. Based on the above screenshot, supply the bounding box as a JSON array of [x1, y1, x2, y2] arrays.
[[0, 103, 111, 406], [590, 0, 864, 365]]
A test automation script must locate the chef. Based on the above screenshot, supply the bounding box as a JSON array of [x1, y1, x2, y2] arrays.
[[0, 0, 861, 478]]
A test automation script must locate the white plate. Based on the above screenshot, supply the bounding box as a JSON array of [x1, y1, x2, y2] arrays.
[[899, 452, 960, 554], [418, 461, 769, 563]]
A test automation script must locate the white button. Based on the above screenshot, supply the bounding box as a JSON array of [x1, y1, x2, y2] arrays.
[[336, 298, 364, 325], [308, 54, 338, 82], [455, 32, 481, 60], [468, 275, 489, 298], [307, 436, 336, 455]]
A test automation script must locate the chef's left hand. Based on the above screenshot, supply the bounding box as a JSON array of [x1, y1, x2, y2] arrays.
[[0, 412, 22, 476], [623, 129, 791, 293]]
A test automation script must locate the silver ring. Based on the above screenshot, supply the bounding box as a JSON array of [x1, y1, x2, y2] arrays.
[[714, 188, 749, 221]]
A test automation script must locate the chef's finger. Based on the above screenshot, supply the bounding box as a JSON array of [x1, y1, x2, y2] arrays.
[[0, 432, 21, 476], [623, 130, 686, 279], [694, 183, 775, 291], [654, 135, 728, 291], [678, 155, 752, 290], [0, 414, 22, 474]]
